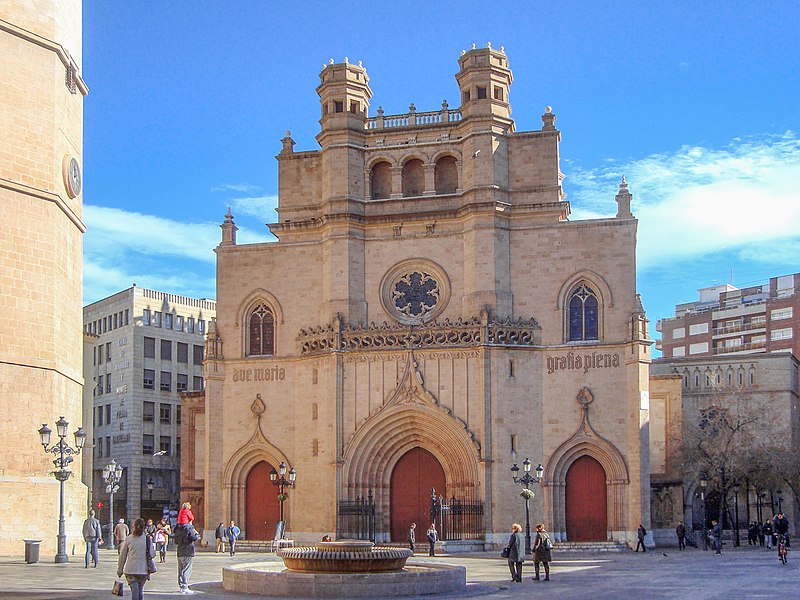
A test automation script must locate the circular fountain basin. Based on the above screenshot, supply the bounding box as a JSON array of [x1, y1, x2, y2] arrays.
[[279, 540, 412, 573]]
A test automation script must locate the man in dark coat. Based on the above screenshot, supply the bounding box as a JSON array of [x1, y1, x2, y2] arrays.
[[635, 524, 647, 552], [174, 522, 200, 594], [774, 513, 790, 548], [711, 520, 722, 554], [505, 523, 525, 583], [675, 521, 686, 550]]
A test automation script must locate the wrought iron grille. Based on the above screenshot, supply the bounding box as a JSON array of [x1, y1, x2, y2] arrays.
[[430, 492, 485, 541], [337, 490, 376, 541]]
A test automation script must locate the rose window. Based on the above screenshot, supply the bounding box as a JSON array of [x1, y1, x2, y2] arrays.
[[392, 272, 440, 318]]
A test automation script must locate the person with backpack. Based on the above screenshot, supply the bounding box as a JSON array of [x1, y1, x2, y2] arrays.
[[82, 509, 102, 568], [532, 523, 553, 581]]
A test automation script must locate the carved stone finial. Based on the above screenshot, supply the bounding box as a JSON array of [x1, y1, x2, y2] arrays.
[[577, 386, 594, 410], [615, 175, 634, 218], [251, 394, 266, 418], [541, 107, 556, 131]]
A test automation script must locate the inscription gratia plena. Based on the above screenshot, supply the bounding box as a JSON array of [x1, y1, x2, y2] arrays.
[[232, 366, 286, 382], [547, 351, 620, 375]]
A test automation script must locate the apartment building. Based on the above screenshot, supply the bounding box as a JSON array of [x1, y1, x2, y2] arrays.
[[83, 286, 215, 525], [657, 273, 800, 359]]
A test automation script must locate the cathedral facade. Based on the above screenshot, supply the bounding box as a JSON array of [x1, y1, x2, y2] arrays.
[[187, 47, 652, 548]]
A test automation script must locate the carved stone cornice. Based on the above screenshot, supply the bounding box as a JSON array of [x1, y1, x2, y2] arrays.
[[298, 315, 539, 356]]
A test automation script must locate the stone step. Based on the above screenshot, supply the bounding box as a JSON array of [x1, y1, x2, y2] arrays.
[[553, 541, 629, 552]]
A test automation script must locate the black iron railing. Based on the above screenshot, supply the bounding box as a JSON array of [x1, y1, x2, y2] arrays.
[[431, 490, 485, 541], [337, 490, 376, 541]]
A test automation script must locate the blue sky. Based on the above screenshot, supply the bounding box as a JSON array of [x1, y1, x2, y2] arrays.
[[82, 1, 800, 348]]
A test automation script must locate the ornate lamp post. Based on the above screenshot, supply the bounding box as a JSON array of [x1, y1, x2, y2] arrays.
[[732, 482, 740, 546], [147, 478, 155, 501], [510, 458, 545, 554], [269, 462, 297, 525], [102, 460, 124, 550], [699, 472, 708, 551], [38, 417, 86, 563]]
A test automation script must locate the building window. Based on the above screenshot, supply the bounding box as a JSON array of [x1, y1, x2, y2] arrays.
[[193, 376, 204, 391], [672, 347, 686, 357], [771, 328, 793, 341], [160, 436, 171, 456], [462, 90, 471, 103], [177, 405, 182, 425], [198, 319, 205, 334], [143, 401, 155, 422], [177, 373, 188, 392], [154, 311, 162, 327], [771, 308, 793, 320], [161, 340, 172, 361], [672, 327, 685, 339], [124, 309, 129, 325], [193, 345, 204, 365], [176, 437, 181, 457], [106, 342, 111, 361], [176, 315, 184, 331], [97, 375, 104, 395], [248, 304, 275, 356], [689, 323, 709, 335], [177, 343, 188, 363], [568, 284, 599, 341], [370, 161, 392, 199], [165, 313, 174, 329], [493, 86, 504, 101], [96, 437, 103, 458], [689, 342, 709, 354], [160, 403, 171, 424], [144, 337, 156, 358], [476, 86, 487, 99], [334, 100, 344, 113], [187, 317, 195, 333], [105, 404, 111, 424], [143, 309, 151, 325], [160, 371, 171, 392], [143, 369, 155, 390], [97, 345, 103, 365], [143, 434, 155, 455], [96, 406, 103, 426], [434, 156, 458, 194], [401, 159, 424, 197]]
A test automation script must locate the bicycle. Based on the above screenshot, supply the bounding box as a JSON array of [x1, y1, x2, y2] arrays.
[[777, 534, 788, 564]]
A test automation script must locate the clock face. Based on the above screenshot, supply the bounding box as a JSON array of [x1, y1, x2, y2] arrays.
[[68, 157, 82, 197]]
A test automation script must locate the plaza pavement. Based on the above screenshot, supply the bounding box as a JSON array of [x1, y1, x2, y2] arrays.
[[0, 545, 795, 599]]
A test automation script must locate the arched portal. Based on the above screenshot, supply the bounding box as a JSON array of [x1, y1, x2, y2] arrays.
[[565, 455, 607, 541], [246, 461, 280, 540], [390, 447, 445, 542]]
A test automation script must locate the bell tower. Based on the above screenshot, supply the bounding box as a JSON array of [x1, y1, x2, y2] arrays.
[[316, 58, 372, 136], [455, 43, 513, 123]]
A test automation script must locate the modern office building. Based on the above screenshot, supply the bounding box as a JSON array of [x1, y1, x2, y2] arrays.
[[83, 286, 215, 525], [656, 273, 800, 359], [0, 0, 88, 555]]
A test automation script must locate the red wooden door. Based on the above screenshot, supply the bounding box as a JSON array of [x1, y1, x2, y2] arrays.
[[390, 447, 446, 542], [565, 455, 607, 541], [246, 461, 280, 540]]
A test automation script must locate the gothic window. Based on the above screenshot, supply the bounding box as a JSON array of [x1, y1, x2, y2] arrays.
[[248, 304, 275, 356], [392, 272, 440, 318], [434, 156, 458, 194], [568, 284, 599, 341], [371, 161, 391, 199], [401, 159, 424, 197]]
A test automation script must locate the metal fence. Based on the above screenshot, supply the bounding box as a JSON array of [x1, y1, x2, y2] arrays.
[[337, 490, 376, 541], [431, 491, 485, 541]]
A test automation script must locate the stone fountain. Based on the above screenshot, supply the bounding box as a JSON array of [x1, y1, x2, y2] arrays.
[[222, 539, 466, 598]]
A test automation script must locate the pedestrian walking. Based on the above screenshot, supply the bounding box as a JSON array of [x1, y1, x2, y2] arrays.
[[635, 524, 647, 552], [747, 522, 757, 546], [408, 522, 416, 553], [504, 523, 525, 583], [675, 521, 686, 550], [117, 517, 154, 600], [215, 522, 226, 553], [426, 523, 438, 556], [154, 526, 168, 563], [226, 520, 241, 556], [156, 517, 171, 562], [82, 509, 102, 568], [114, 518, 130, 553], [758, 521, 765, 546], [174, 520, 200, 594], [763, 520, 773, 549], [145, 518, 156, 537], [711, 520, 722, 554], [532, 523, 552, 581]]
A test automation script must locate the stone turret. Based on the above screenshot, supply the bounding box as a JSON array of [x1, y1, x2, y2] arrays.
[[220, 209, 238, 246], [615, 176, 634, 218], [455, 43, 513, 123], [316, 58, 373, 134]]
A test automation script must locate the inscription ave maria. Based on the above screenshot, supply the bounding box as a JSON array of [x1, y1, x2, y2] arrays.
[[546, 351, 620, 375], [232, 366, 286, 382]]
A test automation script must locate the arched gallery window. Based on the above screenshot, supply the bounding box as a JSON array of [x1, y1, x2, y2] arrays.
[[248, 304, 275, 356], [434, 156, 458, 194], [568, 283, 599, 341], [371, 161, 391, 199], [402, 159, 424, 197]]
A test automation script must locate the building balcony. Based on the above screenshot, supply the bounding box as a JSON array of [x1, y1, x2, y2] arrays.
[[712, 341, 767, 355], [365, 105, 462, 130], [712, 321, 766, 336]]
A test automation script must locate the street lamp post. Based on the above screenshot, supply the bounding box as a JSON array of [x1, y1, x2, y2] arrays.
[[699, 473, 708, 551], [776, 490, 783, 514], [732, 482, 740, 547], [269, 462, 297, 525], [38, 417, 86, 563], [102, 460, 124, 550], [147, 478, 155, 501], [510, 458, 545, 555]]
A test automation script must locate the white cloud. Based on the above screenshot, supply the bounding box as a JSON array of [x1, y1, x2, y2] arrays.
[[567, 132, 800, 270], [210, 183, 263, 193], [229, 195, 279, 221]]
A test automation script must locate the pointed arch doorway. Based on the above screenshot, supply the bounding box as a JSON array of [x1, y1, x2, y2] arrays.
[[565, 455, 607, 541], [390, 447, 445, 542], [246, 461, 280, 540]]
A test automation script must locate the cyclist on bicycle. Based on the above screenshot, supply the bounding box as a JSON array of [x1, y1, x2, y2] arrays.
[[774, 513, 790, 548]]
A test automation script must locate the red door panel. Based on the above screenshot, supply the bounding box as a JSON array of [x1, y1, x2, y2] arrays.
[[246, 461, 280, 540], [565, 455, 607, 541], [390, 447, 445, 542]]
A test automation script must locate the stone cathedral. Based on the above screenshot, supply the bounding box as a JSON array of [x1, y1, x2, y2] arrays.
[[182, 46, 652, 549]]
